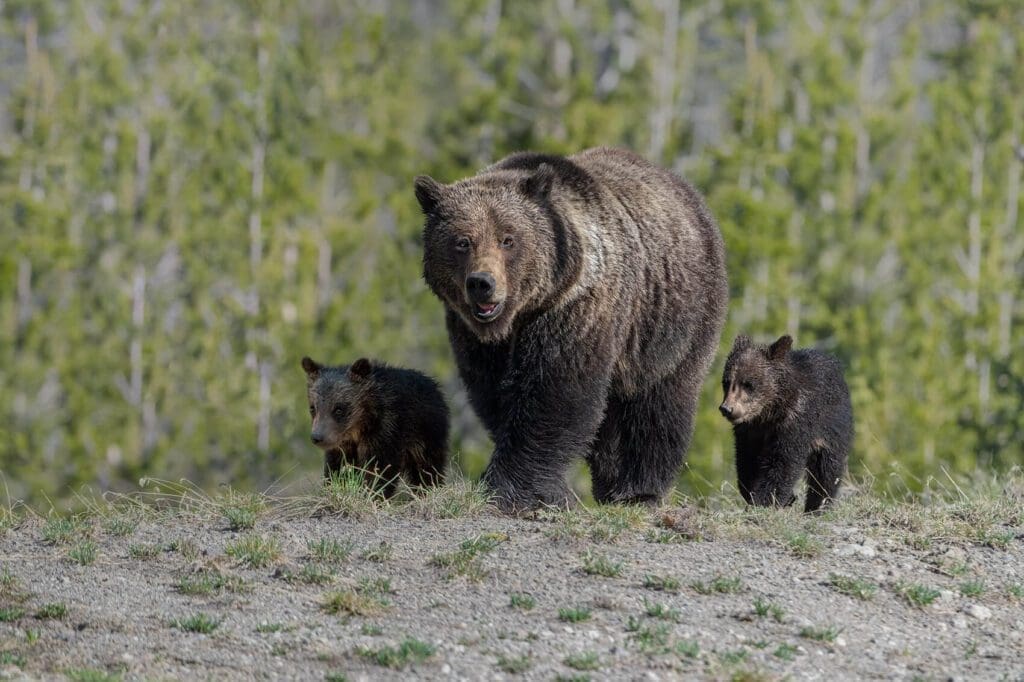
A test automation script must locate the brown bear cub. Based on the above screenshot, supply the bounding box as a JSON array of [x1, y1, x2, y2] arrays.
[[301, 357, 448, 497], [719, 335, 853, 513]]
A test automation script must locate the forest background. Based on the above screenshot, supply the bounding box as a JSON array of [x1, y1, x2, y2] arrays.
[[1, 0, 1022, 506]]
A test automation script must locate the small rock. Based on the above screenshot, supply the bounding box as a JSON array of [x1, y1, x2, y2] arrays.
[[587, 629, 600, 640], [441, 664, 452, 675], [835, 543, 876, 558], [939, 590, 956, 602], [835, 636, 847, 647], [967, 604, 992, 621], [952, 616, 968, 629]]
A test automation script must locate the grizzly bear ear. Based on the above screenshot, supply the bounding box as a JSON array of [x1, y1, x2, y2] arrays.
[[301, 356, 322, 379], [732, 334, 753, 351], [348, 358, 372, 382], [767, 335, 793, 360], [414, 175, 445, 215], [521, 163, 556, 200]]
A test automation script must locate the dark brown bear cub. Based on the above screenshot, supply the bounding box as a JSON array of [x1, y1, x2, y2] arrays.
[[301, 357, 448, 497], [719, 335, 853, 513]]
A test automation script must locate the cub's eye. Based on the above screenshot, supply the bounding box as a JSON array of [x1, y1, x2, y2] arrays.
[[309, 405, 315, 416], [501, 236, 514, 248], [742, 381, 755, 392], [332, 404, 348, 419], [454, 237, 470, 252]]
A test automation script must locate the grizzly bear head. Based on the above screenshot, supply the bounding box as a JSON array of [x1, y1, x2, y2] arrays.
[[301, 357, 379, 456], [414, 165, 570, 344], [719, 334, 793, 424]]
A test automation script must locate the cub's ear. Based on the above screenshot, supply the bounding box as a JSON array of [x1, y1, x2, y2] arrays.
[[301, 356, 322, 379], [521, 163, 556, 199], [767, 335, 793, 360], [414, 175, 445, 215], [348, 358, 372, 382], [732, 334, 753, 351]]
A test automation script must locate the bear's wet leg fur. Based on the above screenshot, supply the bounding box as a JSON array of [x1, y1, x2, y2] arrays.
[[323, 449, 345, 481], [590, 364, 701, 505], [804, 449, 843, 513], [746, 452, 802, 507]]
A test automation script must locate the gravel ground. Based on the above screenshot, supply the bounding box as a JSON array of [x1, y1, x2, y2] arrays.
[[1, 491, 1022, 681]]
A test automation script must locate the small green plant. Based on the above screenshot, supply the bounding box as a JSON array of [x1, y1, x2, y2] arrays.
[[0, 652, 26, 667], [358, 576, 392, 595], [800, 625, 841, 643], [128, 543, 162, 560], [774, 643, 798, 661], [103, 516, 137, 537], [64, 669, 122, 682], [307, 538, 354, 564], [317, 468, 386, 518], [496, 653, 532, 673], [900, 583, 941, 608], [295, 563, 334, 585], [959, 580, 985, 598], [361, 623, 384, 636], [35, 602, 68, 620], [430, 533, 507, 580], [719, 649, 748, 665], [558, 606, 592, 623], [176, 570, 248, 595], [223, 507, 257, 531], [256, 622, 286, 633], [1007, 583, 1024, 600], [828, 574, 878, 600], [676, 639, 700, 659], [581, 550, 623, 578], [321, 586, 389, 616], [752, 597, 785, 621], [324, 673, 348, 682], [644, 529, 685, 544], [406, 479, 491, 519], [644, 599, 680, 622], [692, 575, 743, 594], [42, 517, 81, 545], [554, 676, 591, 682], [564, 651, 600, 671], [643, 574, 680, 593], [225, 534, 281, 568], [356, 637, 435, 669], [628, 620, 671, 653], [68, 539, 98, 566], [509, 593, 536, 610], [173, 613, 221, 634], [979, 529, 1014, 549], [784, 532, 823, 558], [361, 541, 394, 563], [0, 606, 25, 622], [167, 538, 200, 561], [218, 489, 264, 531]]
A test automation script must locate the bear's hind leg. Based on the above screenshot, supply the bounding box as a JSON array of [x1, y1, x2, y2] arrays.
[[589, 365, 699, 505], [804, 449, 844, 513]]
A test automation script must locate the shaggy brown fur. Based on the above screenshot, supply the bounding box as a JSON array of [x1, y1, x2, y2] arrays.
[[301, 357, 448, 497], [720, 335, 854, 513], [415, 147, 728, 511]]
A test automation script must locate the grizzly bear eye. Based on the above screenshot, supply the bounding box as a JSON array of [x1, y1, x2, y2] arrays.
[[333, 404, 348, 420], [501, 236, 514, 248], [742, 381, 755, 392], [454, 237, 470, 252], [309, 404, 315, 416]]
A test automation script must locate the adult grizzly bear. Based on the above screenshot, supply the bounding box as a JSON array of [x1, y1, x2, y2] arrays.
[[415, 148, 728, 511]]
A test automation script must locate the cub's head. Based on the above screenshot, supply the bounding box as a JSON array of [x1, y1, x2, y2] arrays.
[[719, 334, 793, 425], [414, 165, 565, 343], [301, 357, 377, 452]]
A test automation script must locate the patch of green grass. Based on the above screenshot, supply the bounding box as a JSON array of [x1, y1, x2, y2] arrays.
[[224, 533, 282, 568], [34, 602, 68, 620], [580, 550, 623, 578], [68, 539, 98, 566], [357, 576, 392, 596], [64, 669, 122, 682], [361, 623, 384, 636], [752, 597, 785, 621], [0, 652, 26, 667], [0, 567, 17, 591], [719, 649, 748, 665], [324, 673, 348, 682], [316, 467, 386, 518], [899, 583, 941, 608], [643, 600, 680, 622], [774, 643, 798, 661], [978, 529, 1014, 549], [644, 529, 685, 544], [554, 676, 591, 682], [676, 639, 700, 659], [692, 575, 744, 595], [176, 570, 248, 595], [167, 537, 200, 561], [0, 606, 26, 622], [42, 517, 81, 545], [800, 625, 841, 643], [1007, 583, 1024, 600], [405, 478, 491, 519], [356, 637, 435, 669], [128, 543, 162, 560], [430, 533, 507, 580], [959, 580, 986, 598], [361, 541, 394, 563], [496, 653, 532, 673], [642, 574, 680, 593], [296, 563, 335, 585], [172, 613, 221, 634], [307, 538, 354, 564], [321, 585, 389, 616], [828, 574, 878, 600], [627, 618, 671, 653], [588, 505, 646, 542], [103, 516, 138, 537], [784, 532, 823, 558], [255, 622, 286, 633], [564, 651, 600, 671], [558, 606, 592, 623], [509, 593, 536, 610]]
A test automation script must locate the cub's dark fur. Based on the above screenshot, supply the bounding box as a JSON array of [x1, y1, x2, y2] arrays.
[[720, 335, 853, 512], [301, 357, 448, 496], [415, 147, 728, 510]]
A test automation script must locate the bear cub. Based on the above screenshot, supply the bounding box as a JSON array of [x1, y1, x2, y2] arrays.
[[301, 356, 449, 497], [719, 334, 853, 513]]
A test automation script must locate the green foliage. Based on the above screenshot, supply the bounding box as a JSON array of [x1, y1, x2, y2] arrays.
[[1, 2, 1022, 504], [172, 613, 221, 634], [356, 637, 435, 669], [558, 606, 592, 623]]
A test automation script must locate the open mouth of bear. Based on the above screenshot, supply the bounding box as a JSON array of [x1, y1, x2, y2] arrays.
[[472, 300, 505, 322]]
